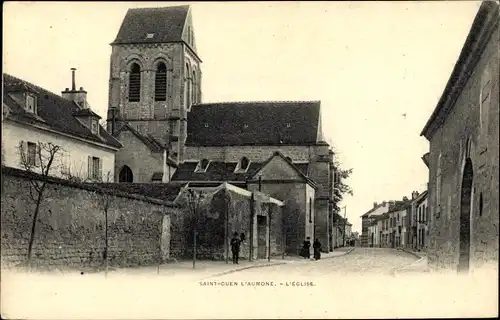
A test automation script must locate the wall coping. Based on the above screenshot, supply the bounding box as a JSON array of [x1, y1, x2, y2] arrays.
[[2, 166, 179, 208]]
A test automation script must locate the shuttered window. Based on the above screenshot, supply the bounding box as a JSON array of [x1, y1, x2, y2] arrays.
[[128, 63, 141, 102], [88, 156, 102, 181], [155, 62, 167, 101]]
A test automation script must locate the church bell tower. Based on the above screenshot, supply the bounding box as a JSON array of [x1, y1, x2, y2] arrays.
[[107, 5, 202, 163]]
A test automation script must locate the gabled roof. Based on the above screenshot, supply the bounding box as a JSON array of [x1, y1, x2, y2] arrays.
[[387, 200, 412, 213], [413, 190, 428, 206], [73, 108, 102, 119], [2, 73, 122, 149], [421, 1, 499, 139], [114, 123, 173, 157], [171, 154, 312, 185], [361, 201, 394, 218], [252, 151, 317, 188], [186, 101, 322, 146], [112, 6, 189, 45]]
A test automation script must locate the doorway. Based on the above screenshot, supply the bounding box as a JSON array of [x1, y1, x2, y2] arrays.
[[458, 158, 473, 273], [119, 165, 133, 182]]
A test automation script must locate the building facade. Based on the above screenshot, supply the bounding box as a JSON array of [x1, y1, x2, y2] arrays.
[[409, 190, 429, 251], [106, 5, 338, 254], [421, 1, 499, 272], [360, 201, 394, 247], [2, 73, 122, 181]]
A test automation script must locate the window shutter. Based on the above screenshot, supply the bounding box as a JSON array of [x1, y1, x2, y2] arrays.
[[87, 156, 92, 179], [34, 143, 41, 167], [98, 158, 103, 181], [19, 140, 26, 166]]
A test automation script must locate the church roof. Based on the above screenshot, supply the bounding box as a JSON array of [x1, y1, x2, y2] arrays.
[[112, 5, 189, 45], [186, 101, 322, 146], [171, 158, 309, 183], [2, 73, 122, 149]]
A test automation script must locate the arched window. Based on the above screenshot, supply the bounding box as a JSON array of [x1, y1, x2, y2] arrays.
[[128, 63, 141, 102], [240, 156, 249, 171], [119, 165, 133, 182], [155, 62, 167, 101], [192, 70, 197, 104], [185, 63, 191, 110]]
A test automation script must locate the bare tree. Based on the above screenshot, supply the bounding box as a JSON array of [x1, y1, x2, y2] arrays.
[[186, 188, 206, 269], [95, 171, 116, 277], [17, 141, 61, 268]]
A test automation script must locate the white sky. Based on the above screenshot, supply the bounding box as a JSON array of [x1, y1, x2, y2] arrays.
[[3, 1, 481, 233]]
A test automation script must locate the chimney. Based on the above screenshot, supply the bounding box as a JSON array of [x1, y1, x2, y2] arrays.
[[61, 68, 88, 109], [403, 196, 409, 201], [411, 191, 419, 200], [373, 202, 378, 208]]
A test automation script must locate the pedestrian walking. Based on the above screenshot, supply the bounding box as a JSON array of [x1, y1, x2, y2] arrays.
[[230, 232, 241, 264], [313, 238, 322, 260], [300, 237, 311, 259]]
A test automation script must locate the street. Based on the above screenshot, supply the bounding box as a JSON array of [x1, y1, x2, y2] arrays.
[[2, 248, 497, 319]]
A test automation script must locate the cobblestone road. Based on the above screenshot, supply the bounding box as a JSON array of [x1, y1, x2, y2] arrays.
[[2, 248, 497, 319]]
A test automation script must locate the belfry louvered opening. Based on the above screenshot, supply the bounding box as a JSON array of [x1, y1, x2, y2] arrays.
[[155, 62, 167, 102], [129, 63, 141, 102]]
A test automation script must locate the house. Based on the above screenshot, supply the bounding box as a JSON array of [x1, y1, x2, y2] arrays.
[[2, 72, 122, 181], [106, 5, 338, 254], [409, 190, 429, 251], [420, 1, 499, 272], [360, 201, 395, 247]]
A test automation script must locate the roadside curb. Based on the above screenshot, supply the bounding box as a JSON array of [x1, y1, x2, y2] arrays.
[[205, 261, 287, 280], [205, 248, 356, 279], [393, 249, 428, 277]]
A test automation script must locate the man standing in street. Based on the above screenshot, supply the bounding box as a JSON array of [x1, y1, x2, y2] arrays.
[[230, 232, 241, 264]]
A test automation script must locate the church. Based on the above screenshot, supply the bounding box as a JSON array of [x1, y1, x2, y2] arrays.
[[106, 5, 337, 253]]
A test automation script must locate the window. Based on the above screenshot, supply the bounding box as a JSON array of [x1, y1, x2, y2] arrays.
[[91, 119, 99, 135], [128, 63, 141, 102], [88, 156, 102, 180], [192, 70, 197, 104], [479, 193, 483, 217], [236, 156, 250, 172], [155, 62, 167, 101], [309, 197, 313, 223], [26, 94, 36, 113], [27, 142, 37, 166], [195, 158, 210, 172], [184, 63, 191, 110]]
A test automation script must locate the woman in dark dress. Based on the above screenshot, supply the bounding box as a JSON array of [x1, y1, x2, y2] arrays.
[[300, 237, 311, 259], [313, 238, 322, 260]]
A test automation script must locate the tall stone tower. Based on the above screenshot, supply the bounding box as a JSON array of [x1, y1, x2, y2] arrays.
[[107, 5, 202, 163]]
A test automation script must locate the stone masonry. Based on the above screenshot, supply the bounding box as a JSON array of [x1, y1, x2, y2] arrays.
[[1, 167, 178, 269], [423, 2, 499, 271]]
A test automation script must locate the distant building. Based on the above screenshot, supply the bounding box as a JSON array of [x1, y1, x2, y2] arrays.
[[360, 201, 395, 247], [420, 1, 499, 272], [409, 190, 429, 251], [2, 73, 122, 181]]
